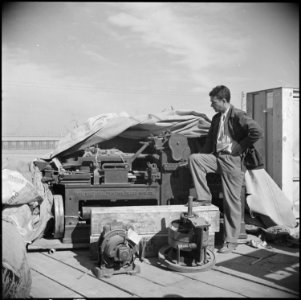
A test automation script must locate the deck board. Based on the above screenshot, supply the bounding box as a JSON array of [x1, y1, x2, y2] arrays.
[[33, 250, 243, 298], [30, 269, 83, 298], [181, 268, 296, 298], [166, 278, 245, 298], [44, 249, 186, 286], [214, 250, 299, 295], [146, 257, 297, 298], [27, 252, 134, 297], [27, 244, 299, 298], [39, 251, 199, 297]]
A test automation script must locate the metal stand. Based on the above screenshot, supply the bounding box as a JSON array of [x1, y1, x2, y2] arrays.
[[158, 196, 216, 272]]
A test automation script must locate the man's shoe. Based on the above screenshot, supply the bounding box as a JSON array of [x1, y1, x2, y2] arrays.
[[218, 242, 237, 253]]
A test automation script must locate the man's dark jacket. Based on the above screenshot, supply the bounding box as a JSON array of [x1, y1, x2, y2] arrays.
[[203, 104, 264, 156]]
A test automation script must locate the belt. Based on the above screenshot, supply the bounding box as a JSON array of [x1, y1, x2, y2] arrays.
[[214, 151, 242, 158]]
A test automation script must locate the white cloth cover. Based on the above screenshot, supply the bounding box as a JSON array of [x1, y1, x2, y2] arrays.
[[245, 168, 297, 229]]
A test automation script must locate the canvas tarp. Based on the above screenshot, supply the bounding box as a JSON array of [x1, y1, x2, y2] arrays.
[[42, 109, 212, 159]]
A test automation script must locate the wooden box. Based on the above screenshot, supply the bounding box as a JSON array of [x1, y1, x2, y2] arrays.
[[246, 87, 299, 216]]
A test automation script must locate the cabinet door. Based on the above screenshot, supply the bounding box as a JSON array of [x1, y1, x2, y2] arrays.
[[293, 96, 299, 180], [293, 95, 299, 216]]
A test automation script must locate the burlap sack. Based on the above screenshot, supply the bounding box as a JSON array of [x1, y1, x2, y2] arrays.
[[2, 169, 43, 206], [2, 220, 32, 298]]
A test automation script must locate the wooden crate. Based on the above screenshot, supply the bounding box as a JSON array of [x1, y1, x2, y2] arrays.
[[89, 204, 220, 259], [246, 87, 299, 213]]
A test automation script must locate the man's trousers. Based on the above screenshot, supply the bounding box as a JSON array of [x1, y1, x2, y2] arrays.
[[189, 153, 244, 243]]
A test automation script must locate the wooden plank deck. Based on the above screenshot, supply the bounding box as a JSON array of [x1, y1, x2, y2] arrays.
[[27, 238, 299, 298]]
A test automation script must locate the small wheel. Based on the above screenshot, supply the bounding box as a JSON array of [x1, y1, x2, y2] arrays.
[[53, 194, 64, 239]]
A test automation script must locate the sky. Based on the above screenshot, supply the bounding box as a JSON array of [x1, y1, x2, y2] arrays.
[[2, 2, 299, 136]]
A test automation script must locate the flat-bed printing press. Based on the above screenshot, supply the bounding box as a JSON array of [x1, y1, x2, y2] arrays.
[[36, 131, 246, 249], [37, 132, 195, 244]]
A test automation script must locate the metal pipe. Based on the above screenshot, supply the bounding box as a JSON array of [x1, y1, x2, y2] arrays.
[[187, 196, 193, 217]]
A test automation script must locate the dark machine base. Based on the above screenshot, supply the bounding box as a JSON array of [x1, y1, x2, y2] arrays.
[[93, 264, 141, 278], [158, 245, 216, 273]]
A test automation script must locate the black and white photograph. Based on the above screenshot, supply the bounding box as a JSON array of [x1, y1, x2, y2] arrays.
[[2, 2, 299, 298]]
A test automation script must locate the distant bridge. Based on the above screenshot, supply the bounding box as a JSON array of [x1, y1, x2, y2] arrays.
[[2, 136, 62, 151]]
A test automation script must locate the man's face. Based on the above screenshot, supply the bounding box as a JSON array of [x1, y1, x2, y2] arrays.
[[210, 96, 226, 113]]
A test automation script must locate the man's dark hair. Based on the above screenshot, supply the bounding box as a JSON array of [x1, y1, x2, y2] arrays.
[[209, 85, 231, 102]]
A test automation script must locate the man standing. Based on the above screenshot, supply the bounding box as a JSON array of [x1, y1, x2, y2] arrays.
[[189, 85, 263, 253]]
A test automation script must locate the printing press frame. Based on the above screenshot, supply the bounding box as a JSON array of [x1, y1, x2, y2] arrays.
[[39, 132, 194, 245]]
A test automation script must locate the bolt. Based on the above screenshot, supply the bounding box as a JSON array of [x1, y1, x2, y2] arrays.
[[48, 248, 56, 254], [188, 196, 193, 217]]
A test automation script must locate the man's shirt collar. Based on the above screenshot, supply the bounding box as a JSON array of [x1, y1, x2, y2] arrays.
[[221, 106, 230, 119]]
